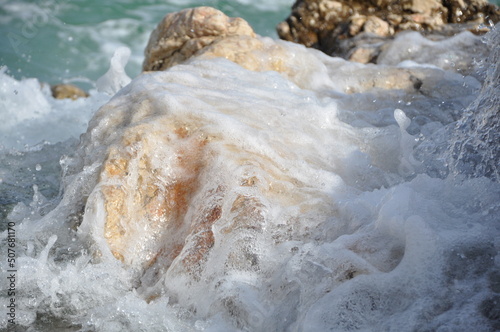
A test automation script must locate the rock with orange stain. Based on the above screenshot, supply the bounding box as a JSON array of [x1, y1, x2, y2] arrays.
[[90, 112, 281, 291], [78, 7, 338, 292], [97, 120, 210, 270]]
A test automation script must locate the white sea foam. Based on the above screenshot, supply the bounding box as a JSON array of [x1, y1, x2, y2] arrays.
[[96, 47, 132, 95], [377, 30, 489, 76], [0, 25, 499, 332], [0, 67, 110, 151]]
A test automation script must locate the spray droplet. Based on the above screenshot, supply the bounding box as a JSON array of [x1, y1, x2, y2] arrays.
[[394, 109, 410, 130], [35, 164, 42, 171]]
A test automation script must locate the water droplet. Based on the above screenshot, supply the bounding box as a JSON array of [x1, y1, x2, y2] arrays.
[[35, 164, 42, 171]]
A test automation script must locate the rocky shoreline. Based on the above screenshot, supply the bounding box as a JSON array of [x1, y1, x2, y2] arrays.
[[277, 0, 499, 63]]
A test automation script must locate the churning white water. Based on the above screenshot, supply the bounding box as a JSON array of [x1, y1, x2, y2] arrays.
[[0, 23, 499, 332]]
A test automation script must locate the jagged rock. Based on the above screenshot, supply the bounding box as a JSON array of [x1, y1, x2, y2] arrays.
[[142, 6, 256, 71], [51, 84, 88, 100], [277, 0, 500, 63]]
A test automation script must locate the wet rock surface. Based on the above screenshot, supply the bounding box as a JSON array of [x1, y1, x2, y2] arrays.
[[51, 84, 88, 100]]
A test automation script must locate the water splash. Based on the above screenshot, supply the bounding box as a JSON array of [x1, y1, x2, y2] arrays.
[[449, 24, 500, 182]]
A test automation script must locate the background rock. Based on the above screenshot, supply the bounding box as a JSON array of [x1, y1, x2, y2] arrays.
[[51, 83, 88, 100], [277, 0, 500, 63], [142, 6, 256, 71]]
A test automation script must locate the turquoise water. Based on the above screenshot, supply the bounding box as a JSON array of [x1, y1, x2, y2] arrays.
[[0, 0, 293, 88], [1, 0, 498, 87]]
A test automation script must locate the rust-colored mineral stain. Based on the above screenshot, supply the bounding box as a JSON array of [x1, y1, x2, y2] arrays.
[[182, 229, 215, 268], [194, 205, 223, 232], [174, 126, 189, 138], [170, 243, 184, 261], [144, 191, 169, 222], [111, 250, 125, 262], [217, 194, 265, 235], [206, 205, 222, 224]]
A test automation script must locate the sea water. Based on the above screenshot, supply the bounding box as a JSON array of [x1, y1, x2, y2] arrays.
[[0, 0, 293, 86], [1, 1, 499, 332]]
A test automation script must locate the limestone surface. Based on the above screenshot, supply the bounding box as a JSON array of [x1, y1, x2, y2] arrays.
[[142, 6, 256, 71]]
